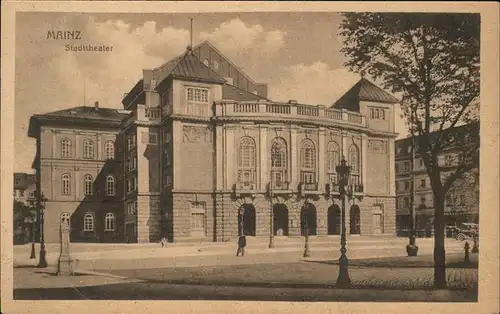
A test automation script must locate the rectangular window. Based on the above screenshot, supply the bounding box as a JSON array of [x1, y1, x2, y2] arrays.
[[186, 87, 209, 116], [404, 162, 410, 172], [403, 197, 409, 208], [404, 181, 410, 191], [420, 179, 426, 188], [420, 196, 426, 206], [127, 135, 136, 150], [148, 133, 158, 144], [127, 176, 137, 193], [190, 203, 206, 237], [300, 171, 314, 184], [20, 190, 25, 197], [187, 87, 209, 103]]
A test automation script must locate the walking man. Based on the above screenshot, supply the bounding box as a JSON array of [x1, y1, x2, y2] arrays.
[[236, 234, 247, 257]]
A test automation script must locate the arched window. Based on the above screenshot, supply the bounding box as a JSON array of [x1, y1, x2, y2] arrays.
[[61, 138, 71, 158], [105, 213, 115, 231], [349, 144, 359, 172], [62, 173, 71, 195], [300, 139, 316, 184], [84, 174, 93, 196], [84, 213, 94, 231], [83, 139, 94, 159], [60, 212, 70, 225], [105, 141, 115, 160], [349, 144, 360, 187], [270, 137, 288, 189], [238, 137, 256, 187], [327, 141, 340, 184], [106, 175, 116, 196], [203, 58, 209, 67], [327, 141, 340, 172]]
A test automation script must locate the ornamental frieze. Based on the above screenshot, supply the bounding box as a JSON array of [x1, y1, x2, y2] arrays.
[[183, 125, 212, 143], [368, 139, 387, 153]]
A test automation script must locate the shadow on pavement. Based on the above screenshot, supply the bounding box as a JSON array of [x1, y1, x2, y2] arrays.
[[306, 254, 479, 269], [13, 281, 479, 302]]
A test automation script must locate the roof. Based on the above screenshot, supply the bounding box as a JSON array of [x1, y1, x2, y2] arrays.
[[14, 173, 36, 190], [333, 78, 399, 108], [222, 83, 270, 102], [154, 47, 226, 88], [395, 122, 480, 158], [33, 106, 129, 122]]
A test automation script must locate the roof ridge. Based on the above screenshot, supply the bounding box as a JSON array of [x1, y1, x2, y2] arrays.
[[224, 83, 270, 101], [195, 41, 262, 86]]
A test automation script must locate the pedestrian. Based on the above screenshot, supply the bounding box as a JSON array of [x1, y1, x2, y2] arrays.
[[236, 234, 246, 257]]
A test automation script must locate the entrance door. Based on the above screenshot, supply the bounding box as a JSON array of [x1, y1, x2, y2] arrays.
[[125, 223, 135, 243], [373, 213, 383, 234], [328, 205, 341, 235], [273, 204, 289, 236]]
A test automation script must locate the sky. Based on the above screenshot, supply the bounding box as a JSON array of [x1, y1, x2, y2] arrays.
[[15, 12, 406, 173]]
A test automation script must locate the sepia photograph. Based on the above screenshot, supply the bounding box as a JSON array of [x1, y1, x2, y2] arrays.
[[1, 2, 498, 313]]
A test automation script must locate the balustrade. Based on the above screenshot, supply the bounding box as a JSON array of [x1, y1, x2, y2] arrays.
[[218, 101, 364, 126]]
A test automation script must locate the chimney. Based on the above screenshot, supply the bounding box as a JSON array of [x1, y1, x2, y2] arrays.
[[94, 101, 99, 111]]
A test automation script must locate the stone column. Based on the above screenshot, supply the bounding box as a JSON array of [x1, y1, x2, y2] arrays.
[[57, 221, 73, 276]]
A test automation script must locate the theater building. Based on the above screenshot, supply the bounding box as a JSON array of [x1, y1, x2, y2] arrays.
[[29, 41, 399, 243]]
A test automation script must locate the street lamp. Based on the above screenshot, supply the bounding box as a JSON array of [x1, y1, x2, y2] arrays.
[[37, 193, 48, 268], [27, 199, 36, 259], [335, 156, 351, 287], [269, 141, 280, 249], [303, 200, 311, 258]]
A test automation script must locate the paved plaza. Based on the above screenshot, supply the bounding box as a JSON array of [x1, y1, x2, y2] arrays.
[[12, 236, 478, 301]]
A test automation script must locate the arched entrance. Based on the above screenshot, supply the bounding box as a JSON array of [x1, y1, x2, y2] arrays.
[[350, 205, 361, 234], [238, 204, 256, 236], [301, 202, 317, 236], [327, 204, 341, 235], [273, 203, 289, 236]]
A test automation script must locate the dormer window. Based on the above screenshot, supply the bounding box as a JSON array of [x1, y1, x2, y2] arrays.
[[212, 60, 219, 70], [186, 87, 209, 116], [203, 58, 209, 67], [370, 107, 386, 120]]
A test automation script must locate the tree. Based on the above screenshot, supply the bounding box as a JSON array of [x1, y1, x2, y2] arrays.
[[13, 200, 36, 244], [339, 13, 480, 288]]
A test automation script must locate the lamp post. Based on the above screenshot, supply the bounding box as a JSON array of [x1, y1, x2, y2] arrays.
[[303, 200, 311, 258], [37, 194, 48, 268], [269, 142, 280, 249], [27, 199, 36, 259], [406, 113, 419, 256], [335, 156, 351, 287]]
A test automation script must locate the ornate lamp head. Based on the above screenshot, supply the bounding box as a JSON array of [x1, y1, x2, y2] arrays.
[[336, 156, 351, 186]]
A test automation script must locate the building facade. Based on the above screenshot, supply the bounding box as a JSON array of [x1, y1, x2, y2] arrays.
[[29, 41, 399, 243], [395, 123, 480, 233], [13, 173, 36, 205]]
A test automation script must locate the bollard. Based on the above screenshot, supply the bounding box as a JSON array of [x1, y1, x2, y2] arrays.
[[464, 241, 471, 264]]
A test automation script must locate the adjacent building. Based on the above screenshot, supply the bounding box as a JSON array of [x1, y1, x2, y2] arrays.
[[29, 41, 400, 243], [395, 123, 480, 233], [13, 173, 36, 205]]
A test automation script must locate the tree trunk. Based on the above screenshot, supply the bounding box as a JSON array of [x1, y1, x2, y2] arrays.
[[433, 191, 447, 288]]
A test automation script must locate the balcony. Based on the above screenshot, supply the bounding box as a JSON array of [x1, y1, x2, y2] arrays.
[[122, 104, 162, 127], [302, 182, 318, 191], [270, 181, 290, 191], [236, 181, 256, 191], [215, 100, 365, 127]]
